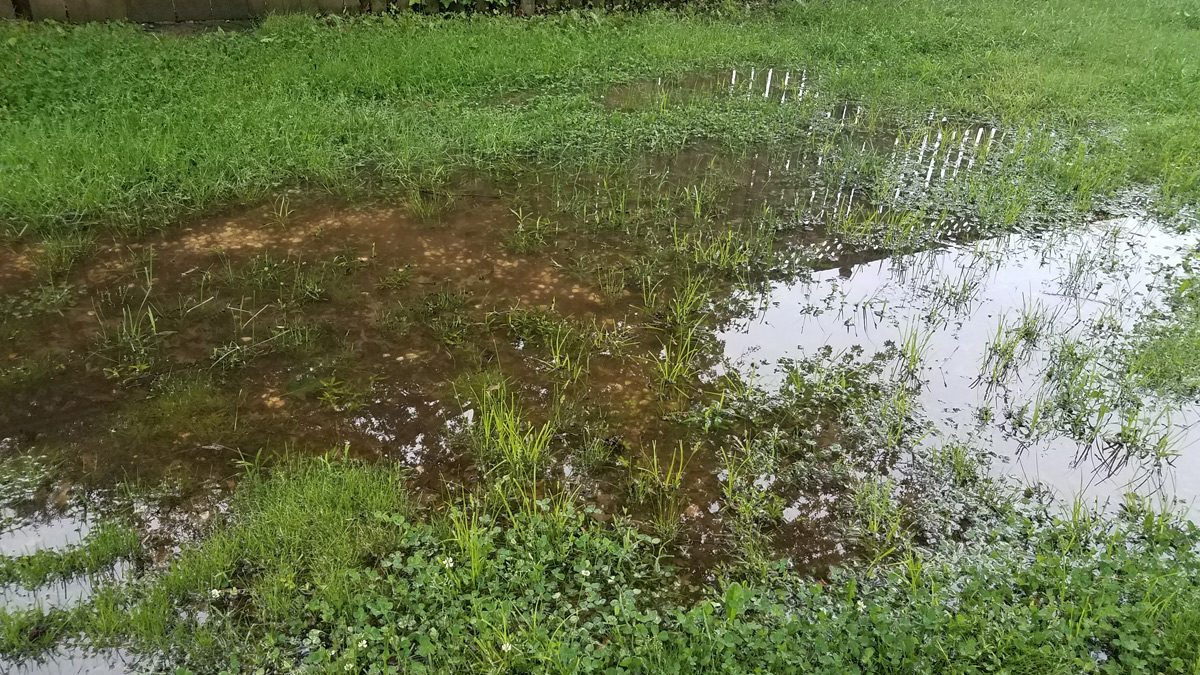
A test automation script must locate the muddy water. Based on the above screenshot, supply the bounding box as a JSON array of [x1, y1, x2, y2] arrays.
[[723, 217, 1200, 507]]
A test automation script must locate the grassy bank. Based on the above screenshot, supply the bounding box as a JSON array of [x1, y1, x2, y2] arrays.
[[1, 0, 1199, 235], [5, 457, 1198, 672]]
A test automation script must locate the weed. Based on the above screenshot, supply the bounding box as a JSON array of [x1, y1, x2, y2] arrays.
[[506, 207, 556, 253], [378, 265, 415, 291], [662, 273, 710, 336], [270, 195, 295, 227], [315, 374, 371, 413], [415, 289, 474, 347], [444, 498, 494, 587], [716, 438, 782, 573], [895, 321, 931, 381], [654, 327, 702, 397], [851, 476, 905, 566], [32, 233, 93, 282], [469, 380, 554, 482], [623, 442, 691, 541], [92, 286, 170, 383]]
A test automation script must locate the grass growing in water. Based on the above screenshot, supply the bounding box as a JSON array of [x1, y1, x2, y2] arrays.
[[1128, 260, 1200, 399], [0, 522, 139, 588], [1, 3, 1199, 672]]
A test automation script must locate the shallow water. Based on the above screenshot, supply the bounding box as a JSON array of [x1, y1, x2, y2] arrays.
[[606, 67, 823, 110], [0, 511, 93, 555], [722, 217, 1200, 508], [2, 648, 133, 675], [0, 561, 129, 613]]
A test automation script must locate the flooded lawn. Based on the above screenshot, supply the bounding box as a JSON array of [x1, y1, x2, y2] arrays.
[[2, 80, 1198, 667]]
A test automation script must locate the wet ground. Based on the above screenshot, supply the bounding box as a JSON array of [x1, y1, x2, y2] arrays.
[[3, 69, 1199, 671]]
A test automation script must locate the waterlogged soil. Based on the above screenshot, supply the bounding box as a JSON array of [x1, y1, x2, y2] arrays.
[[3, 77, 1199, 643]]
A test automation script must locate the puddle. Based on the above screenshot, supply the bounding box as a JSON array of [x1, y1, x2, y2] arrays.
[[722, 217, 1200, 507], [2, 648, 133, 675], [1, 98, 1195, 585], [0, 510, 93, 555], [0, 561, 130, 613]]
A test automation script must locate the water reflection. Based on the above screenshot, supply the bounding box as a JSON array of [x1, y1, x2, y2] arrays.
[[722, 217, 1200, 507]]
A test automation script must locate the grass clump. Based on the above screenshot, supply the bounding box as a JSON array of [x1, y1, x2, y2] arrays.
[[68, 456, 412, 667], [414, 289, 475, 347], [0, 522, 139, 588], [112, 374, 238, 447], [31, 233, 93, 282], [1128, 260, 1200, 399]]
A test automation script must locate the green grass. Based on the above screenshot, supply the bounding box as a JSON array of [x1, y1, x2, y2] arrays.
[[3, 457, 1196, 672], [111, 374, 239, 446], [1128, 265, 1200, 399], [2, 0, 1199, 236], [2, 3, 1200, 672]]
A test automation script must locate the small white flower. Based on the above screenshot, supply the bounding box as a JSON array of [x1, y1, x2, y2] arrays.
[[579, 569, 591, 577], [501, 642, 512, 653], [442, 556, 455, 569], [209, 589, 221, 599], [358, 639, 368, 649], [344, 663, 353, 671]]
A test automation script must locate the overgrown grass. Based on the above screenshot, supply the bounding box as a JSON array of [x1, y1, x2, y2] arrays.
[[2, 4, 1199, 672], [2, 0, 1199, 236]]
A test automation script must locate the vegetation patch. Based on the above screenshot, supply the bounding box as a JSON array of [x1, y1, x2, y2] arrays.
[[1, 457, 1194, 673], [1128, 254, 1200, 400]]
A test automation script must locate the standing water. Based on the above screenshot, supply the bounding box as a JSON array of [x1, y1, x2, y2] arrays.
[[722, 217, 1200, 509]]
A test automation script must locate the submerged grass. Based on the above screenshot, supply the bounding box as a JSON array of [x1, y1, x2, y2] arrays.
[[0, 522, 139, 588], [1128, 260, 1200, 399], [2, 0, 1199, 236]]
